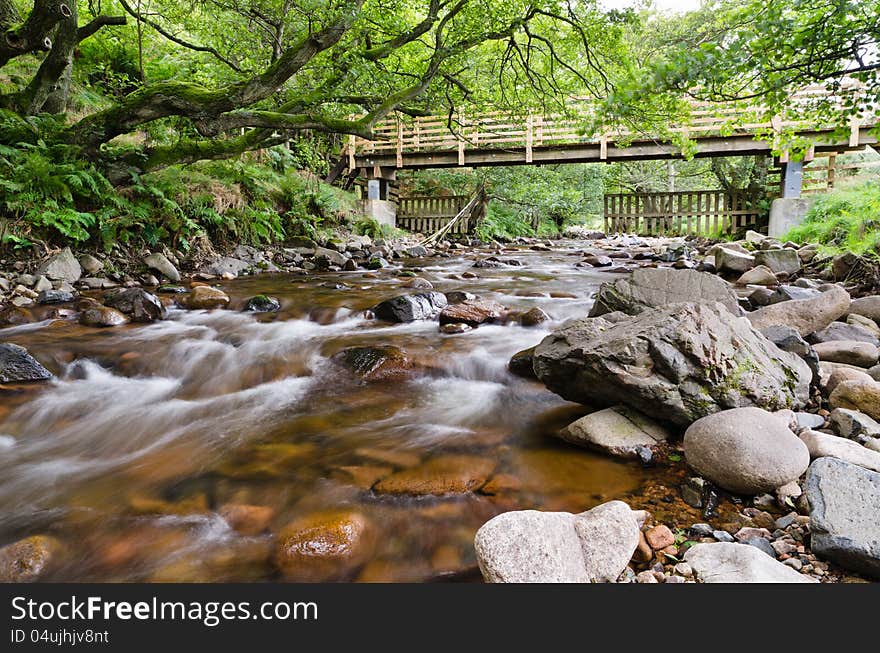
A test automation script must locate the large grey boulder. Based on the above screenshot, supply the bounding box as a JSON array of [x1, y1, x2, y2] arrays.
[[809, 322, 880, 347], [588, 268, 740, 317], [474, 501, 640, 583], [812, 340, 879, 367], [715, 247, 755, 274], [314, 247, 349, 268], [372, 292, 448, 323], [799, 429, 880, 473], [104, 288, 166, 322], [683, 407, 810, 494], [754, 249, 801, 275], [474, 511, 590, 583], [533, 303, 811, 426], [0, 343, 52, 383], [200, 256, 251, 277], [143, 253, 181, 282], [848, 296, 880, 323], [684, 542, 815, 583], [558, 406, 670, 459], [806, 457, 880, 578], [747, 286, 851, 337], [37, 247, 81, 283]]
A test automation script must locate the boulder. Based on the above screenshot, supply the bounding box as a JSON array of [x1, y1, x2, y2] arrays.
[[219, 503, 275, 536], [37, 247, 81, 283], [828, 380, 880, 420], [187, 286, 230, 309], [587, 268, 740, 317], [747, 286, 851, 337], [474, 511, 591, 583], [143, 253, 181, 282], [684, 542, 815, 583], [848, 295, 880, 323], [314, 247, 348, 268], [474, 501, 640, 583], [533, 303, 811, 426], [201, 257, 251, 277], [558, 406, 671, 459], [0, 343, 52, 383], [79, 305, 129, 327], [736, 265, 778, 286], [439, 298, 506, 327], [799, 429, 880, 473], [519, 307, 550, 327], [243, 295, 281, 312], [810, 322, 880, 346], [812, 340, 879, 367], [754, 249, 801, 275], [825, 367, 874, 395], [37, 290, 75, 304], [104, 288, 167, 322], [683, 407, 810, 494], [0, 535, 64, 582], [806, 457, 880, 578], [715, 247, 755, 274], [79, 254, 103, 275], [848, 313, 880, 336], [830, 408, 880, 441], [508, 347, 537, 379], [759, 325, 820, 384], [274, 510, 376, 581], [332, 345, 414, 382], [372, 292, 448, 323]]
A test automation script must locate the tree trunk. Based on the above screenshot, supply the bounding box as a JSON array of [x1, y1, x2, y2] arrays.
[[22, 1, 77, 114]]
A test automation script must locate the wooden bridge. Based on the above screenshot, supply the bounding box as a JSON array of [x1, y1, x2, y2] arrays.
[[342, 87, 877, 236]]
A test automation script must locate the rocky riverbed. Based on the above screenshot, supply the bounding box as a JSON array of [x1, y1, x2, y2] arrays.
[[0, 230, 878, 583]]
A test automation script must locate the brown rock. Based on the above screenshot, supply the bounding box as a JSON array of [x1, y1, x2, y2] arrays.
[[829, 379, 880, 420], [373, 454, 495, 495], [219, 503, 275, 535], [331, 465, 393, 489], [645, 524, 676, 550], [633, 531, 653, 563], [274, 509, 376, 581], [439, 298, 506, 327], [187, 286, 230, 309], [0, 535, 64, 582], [826, 367, 875, 395], [519, 307, 551, 327], [79, 305, 129, 327]]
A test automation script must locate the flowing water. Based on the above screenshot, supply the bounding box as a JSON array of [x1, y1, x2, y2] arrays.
[[0, 242, 673, 581]]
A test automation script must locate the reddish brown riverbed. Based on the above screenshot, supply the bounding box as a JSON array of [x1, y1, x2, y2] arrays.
[[0, 243, 679, 581]]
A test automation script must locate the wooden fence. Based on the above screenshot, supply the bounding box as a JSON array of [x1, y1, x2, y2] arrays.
[[396, 194, 485, 234], [603, 190, 763, 235]]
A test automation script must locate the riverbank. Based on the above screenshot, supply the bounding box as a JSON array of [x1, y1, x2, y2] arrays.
[[0, 231, 878, 583]]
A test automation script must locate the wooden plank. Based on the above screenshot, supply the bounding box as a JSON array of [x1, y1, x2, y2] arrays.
[[526, 115, 534, 163], [396, 119, 403, 168]]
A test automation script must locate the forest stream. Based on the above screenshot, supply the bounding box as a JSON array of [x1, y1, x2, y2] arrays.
[[0, 241, 679, 582]]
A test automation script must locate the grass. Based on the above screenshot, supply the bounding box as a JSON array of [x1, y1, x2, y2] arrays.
[[784, 178, 880, 257]]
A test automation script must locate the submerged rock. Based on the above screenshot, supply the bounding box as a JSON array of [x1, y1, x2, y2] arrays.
[[0, 535, 64, 582], [683, 407, 809, 495], [533, 303, 811, 426], [274, 510, 376, 581], [684, 542, 814, 583], [588, 268, 740, 317], [806, 457, 880, 579], [373, 454, 495, 495], [372, 292, 447, 323], [0, 343, 52, 383]]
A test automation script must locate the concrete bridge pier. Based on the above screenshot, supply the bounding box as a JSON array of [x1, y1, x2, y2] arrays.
[[360, 166, 397, 228], [769, 160, 815, 238]]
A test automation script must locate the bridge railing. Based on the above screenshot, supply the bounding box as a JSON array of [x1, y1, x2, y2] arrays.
[[396, 193, 486, 234], [603, 189, 764, 236], [347, 85, 870, 167]]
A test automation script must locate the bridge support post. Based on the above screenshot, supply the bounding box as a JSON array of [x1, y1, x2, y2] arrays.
[[781, 161, 803, 198], [360, 167, 397, 228]]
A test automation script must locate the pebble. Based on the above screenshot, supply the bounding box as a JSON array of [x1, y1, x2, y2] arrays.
[[713, 530, 735, 543]]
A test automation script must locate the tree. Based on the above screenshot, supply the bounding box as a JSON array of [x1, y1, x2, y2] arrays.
[[0, 0, 628, 184], [602, 0, 880, 153]]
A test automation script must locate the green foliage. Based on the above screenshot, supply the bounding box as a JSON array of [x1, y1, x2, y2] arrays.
[[475, 201, 537, 241], [785, 179, 880, 257]]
